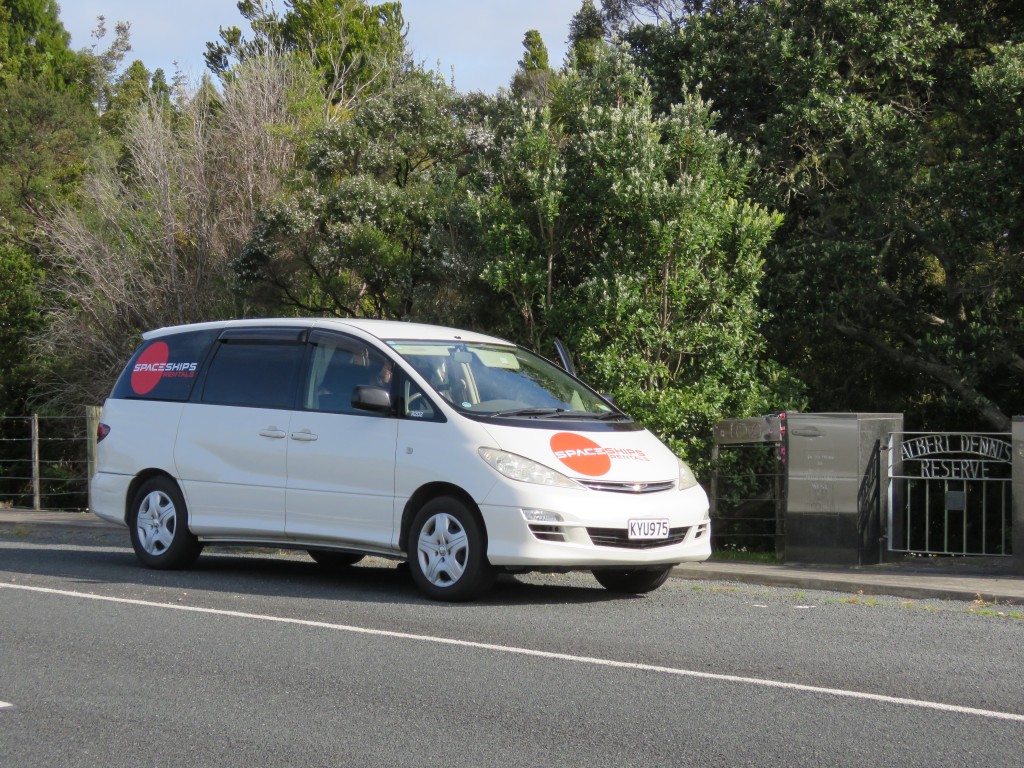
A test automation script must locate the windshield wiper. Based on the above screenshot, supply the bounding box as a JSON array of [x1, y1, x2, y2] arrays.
[[489, 407, 565, 418], [594, 411, 631, 421], [488, 407, 631, 421], [540, 410, 631, 421]]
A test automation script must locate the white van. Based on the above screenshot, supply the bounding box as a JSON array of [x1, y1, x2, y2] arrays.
[[91, 319, 710, 600]]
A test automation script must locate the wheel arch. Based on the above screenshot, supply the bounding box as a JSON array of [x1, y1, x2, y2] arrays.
[[399, 482, 485, 553], [124, 469, 183, 525]]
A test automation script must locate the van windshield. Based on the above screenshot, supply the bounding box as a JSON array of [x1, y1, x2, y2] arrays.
[[387, 341, 628, 421]]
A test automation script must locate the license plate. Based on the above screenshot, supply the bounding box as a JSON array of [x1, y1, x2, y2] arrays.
[[628, 519, 670, 540]]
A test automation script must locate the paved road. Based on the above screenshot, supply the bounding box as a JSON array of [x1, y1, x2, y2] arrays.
[[1, 528, 1022, 767]]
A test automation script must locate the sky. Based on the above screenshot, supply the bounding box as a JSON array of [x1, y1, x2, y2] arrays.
[[59, 0, 585, 93]]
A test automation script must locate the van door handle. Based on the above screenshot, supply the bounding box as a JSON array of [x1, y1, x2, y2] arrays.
[[258, 428, 287, 439], [290, 430, 319, 442]]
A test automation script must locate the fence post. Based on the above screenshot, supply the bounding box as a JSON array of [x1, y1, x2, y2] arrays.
[[85, 406, 101, 512], [31, 413, 40, 511]]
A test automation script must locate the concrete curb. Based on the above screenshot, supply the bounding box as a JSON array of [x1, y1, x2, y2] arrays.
[[670, 562, 1024, 604]]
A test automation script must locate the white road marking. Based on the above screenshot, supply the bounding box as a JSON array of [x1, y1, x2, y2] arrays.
[[0, 700, 12, 710], [3, 582, 1023, 724]]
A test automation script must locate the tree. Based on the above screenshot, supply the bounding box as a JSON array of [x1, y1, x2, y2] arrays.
[[474, 45, 802, 467], [77, 15, 133, 112], [0, 2, 100, 415], [0, 243, 44, 410], [600, 0, 697, 34], [624, 0, 1024, 430], [0, 0, 87, 92], [37, 53, 315, 408], [568, 0, 605, 71], [510, 29, 555, 107], [205, 0, 406, 119], [0, 79, 95, 247], [99, 60, 153, 137], [236, 70, 488, 323]]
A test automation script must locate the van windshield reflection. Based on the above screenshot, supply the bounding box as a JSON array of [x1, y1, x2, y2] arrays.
[[386, 341, 628, 421]]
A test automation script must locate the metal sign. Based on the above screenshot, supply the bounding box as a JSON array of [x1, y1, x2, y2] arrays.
[[888, 432, 1013, 556], [713, 415, 784, 446]]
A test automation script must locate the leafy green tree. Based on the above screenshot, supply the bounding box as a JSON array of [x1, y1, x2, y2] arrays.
[[622, 0, 1024, 430], [474, 45, 803, 466], [0, 2, 101, 414], [0, 0, 87, 92], [77, 15, 133, 111], [0, 79, 95, 246], [568, 0, 605, 71], [99, 60, 153, 136], [0, 244, 44, 411], [510, 29, 554, 106], [601, 0, 693, 33], [236, 70, 488, 322], [206, 0, 406, 117]]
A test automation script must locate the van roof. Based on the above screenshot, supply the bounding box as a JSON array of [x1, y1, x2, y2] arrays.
[[142, 317, 513, 345]]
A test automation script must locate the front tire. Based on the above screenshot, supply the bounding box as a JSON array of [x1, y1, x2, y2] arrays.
[[593, 566, 672, 594], [128, 477, 202, 570], [407, 496, 495, 601]]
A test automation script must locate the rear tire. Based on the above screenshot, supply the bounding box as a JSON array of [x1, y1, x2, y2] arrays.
[[593, 566, 672, 594], [407, 496, 495, 601], [308, 550, 364, 568], [128, 477, 202, 570]]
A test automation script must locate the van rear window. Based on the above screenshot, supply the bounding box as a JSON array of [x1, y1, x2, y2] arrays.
[[200, 341, 305, 409], [111, 330, 218, 401]]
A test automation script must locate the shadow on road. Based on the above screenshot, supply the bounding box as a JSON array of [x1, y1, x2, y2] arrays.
[[0, 528, 635, 607]]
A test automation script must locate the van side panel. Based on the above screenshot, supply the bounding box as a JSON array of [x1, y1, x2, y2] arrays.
[[175, 403, 291, 537]]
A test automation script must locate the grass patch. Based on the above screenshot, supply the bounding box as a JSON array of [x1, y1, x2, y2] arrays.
[[828, 596, 880, 606], [711, 549, 781, 564], [967, 608, 1024, 619]]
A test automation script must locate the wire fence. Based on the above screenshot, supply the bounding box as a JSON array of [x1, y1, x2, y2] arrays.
[[0, 410, 98, 512]]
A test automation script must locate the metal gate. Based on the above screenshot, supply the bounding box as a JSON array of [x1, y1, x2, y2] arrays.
[[887, 432, 1013, 556], [710, 415, 787, 558]]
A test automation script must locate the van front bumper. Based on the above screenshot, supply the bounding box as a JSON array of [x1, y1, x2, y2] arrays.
[[479, 482, 711, 568]]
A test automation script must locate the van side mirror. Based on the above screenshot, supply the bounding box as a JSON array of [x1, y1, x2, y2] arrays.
[[353, 385, 391, 413]]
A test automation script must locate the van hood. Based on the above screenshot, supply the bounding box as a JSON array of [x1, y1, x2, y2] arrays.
[[478, 422, 679, 483]]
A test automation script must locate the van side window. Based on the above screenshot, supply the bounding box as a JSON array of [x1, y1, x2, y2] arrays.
[[305, 334, 392, 415], [111, 329, 218, 401], [398, 374, 440, 421], [201, 342, 304, 409]]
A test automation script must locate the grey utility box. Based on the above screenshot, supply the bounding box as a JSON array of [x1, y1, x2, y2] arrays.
[[785, 413, 903, 566]]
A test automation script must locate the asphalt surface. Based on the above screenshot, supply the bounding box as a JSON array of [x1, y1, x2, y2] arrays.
[[2, 509, 1022, 604], [2, 512, 1023, 767], [3, 519, 1024, 768]]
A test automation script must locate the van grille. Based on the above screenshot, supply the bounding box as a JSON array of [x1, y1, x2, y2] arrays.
[[587, 526, 689, 549], [577, 479, 675, 494]]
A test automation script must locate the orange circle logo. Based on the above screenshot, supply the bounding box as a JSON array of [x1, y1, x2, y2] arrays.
[[550, 432, 612, 477]]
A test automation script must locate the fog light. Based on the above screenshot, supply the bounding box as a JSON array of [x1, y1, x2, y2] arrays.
[[521, 509, 563, 523]]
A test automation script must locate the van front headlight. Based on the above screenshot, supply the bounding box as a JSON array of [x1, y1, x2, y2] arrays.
[[478, 448, 583, 489], [678, 459, 699, 490]]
